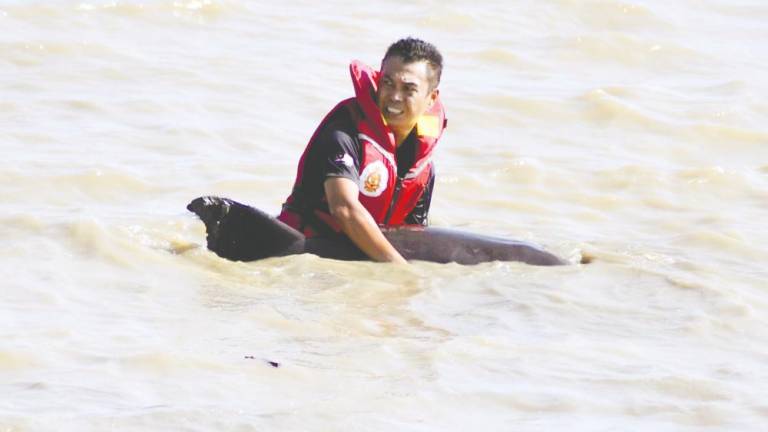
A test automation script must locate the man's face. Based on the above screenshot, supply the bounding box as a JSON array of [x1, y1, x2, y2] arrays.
[[376, 56, 438, 137]]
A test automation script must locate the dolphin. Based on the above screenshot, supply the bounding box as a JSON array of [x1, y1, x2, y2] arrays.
[[186, 196, 567, 266]]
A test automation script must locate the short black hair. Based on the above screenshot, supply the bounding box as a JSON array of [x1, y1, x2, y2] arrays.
[[383, 37, 443, 90]]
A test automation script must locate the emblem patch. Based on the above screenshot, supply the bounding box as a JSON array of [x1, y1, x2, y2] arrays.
[[359, 160, 388, 197]]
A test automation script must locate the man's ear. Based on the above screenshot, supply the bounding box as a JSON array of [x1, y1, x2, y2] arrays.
[[428, 88, 439, 108]]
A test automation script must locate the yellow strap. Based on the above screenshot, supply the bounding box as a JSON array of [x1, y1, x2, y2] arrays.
[[416, 115, 440, 138]]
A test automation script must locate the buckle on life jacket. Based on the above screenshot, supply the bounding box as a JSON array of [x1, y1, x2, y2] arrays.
[[312, 209, 342, 234]]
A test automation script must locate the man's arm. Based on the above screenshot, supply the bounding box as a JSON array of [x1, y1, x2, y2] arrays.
[[324, 177, 407, 264]]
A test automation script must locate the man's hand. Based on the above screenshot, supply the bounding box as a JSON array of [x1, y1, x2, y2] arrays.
[[324, 177, 407, 264]]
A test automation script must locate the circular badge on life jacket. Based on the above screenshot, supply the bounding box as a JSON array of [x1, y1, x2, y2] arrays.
[[359, 160, 389, 197]]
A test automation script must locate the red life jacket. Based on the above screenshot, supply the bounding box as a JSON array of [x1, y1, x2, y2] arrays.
[[278, 60, 446, 236]]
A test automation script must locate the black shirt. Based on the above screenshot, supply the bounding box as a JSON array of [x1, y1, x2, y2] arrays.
[[293, 108, 435, 227]]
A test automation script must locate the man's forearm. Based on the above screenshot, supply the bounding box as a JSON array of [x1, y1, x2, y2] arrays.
[[324, 176, 407, 264], [332, 203, 407, 264]]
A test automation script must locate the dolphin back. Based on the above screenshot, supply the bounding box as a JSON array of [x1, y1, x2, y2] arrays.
[[382, 226, 566, 266]]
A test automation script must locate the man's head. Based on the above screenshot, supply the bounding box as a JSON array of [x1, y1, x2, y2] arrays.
[[383, 37, 443, 90], [377, 38, 443, 141]]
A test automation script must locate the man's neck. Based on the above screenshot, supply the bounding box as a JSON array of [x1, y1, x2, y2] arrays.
[[393, 127, 414, 147]]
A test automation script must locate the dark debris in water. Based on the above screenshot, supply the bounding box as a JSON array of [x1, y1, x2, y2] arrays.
[[244, 355, 280, 368]]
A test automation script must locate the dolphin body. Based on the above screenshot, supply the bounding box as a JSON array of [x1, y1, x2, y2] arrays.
[[187, 196, 567, 266]]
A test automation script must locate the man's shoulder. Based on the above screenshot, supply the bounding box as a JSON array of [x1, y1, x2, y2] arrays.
[[322, 101, 359, 131], [316, 106, 360, 147]]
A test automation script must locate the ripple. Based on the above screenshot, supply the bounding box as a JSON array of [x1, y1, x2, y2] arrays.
[[580, 88, 666, 129], [470, 47, 542, 70], [561, 33, 707, 68], [0, 351, 39, 370], [1, 0, 235, 24], [688, 123, 768, 145], [553, 0, 672, 31], [420, 8, 479, 31], [594, 165, 665, 190]]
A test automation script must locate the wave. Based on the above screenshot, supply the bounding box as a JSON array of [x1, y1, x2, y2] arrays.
[[592, 164, 765, 199], [556, 32, 709, 69], [0, 40, 129, 69], [1, 0, 236, 19], [578, 88, 667, 130], [0, 210, 205, 272], [470, 48, 540, 69], [686, 123, 768, 145], [0, 167, 160, 205], [551, 0, 672, 32], [419, 8, 479, 31], [0, 350, 39, 370]]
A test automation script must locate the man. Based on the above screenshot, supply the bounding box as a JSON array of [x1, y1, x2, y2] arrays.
[[278, 37, 446, 264]]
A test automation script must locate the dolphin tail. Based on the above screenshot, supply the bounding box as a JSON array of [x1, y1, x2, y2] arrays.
[[187, 196, 305, 261]]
